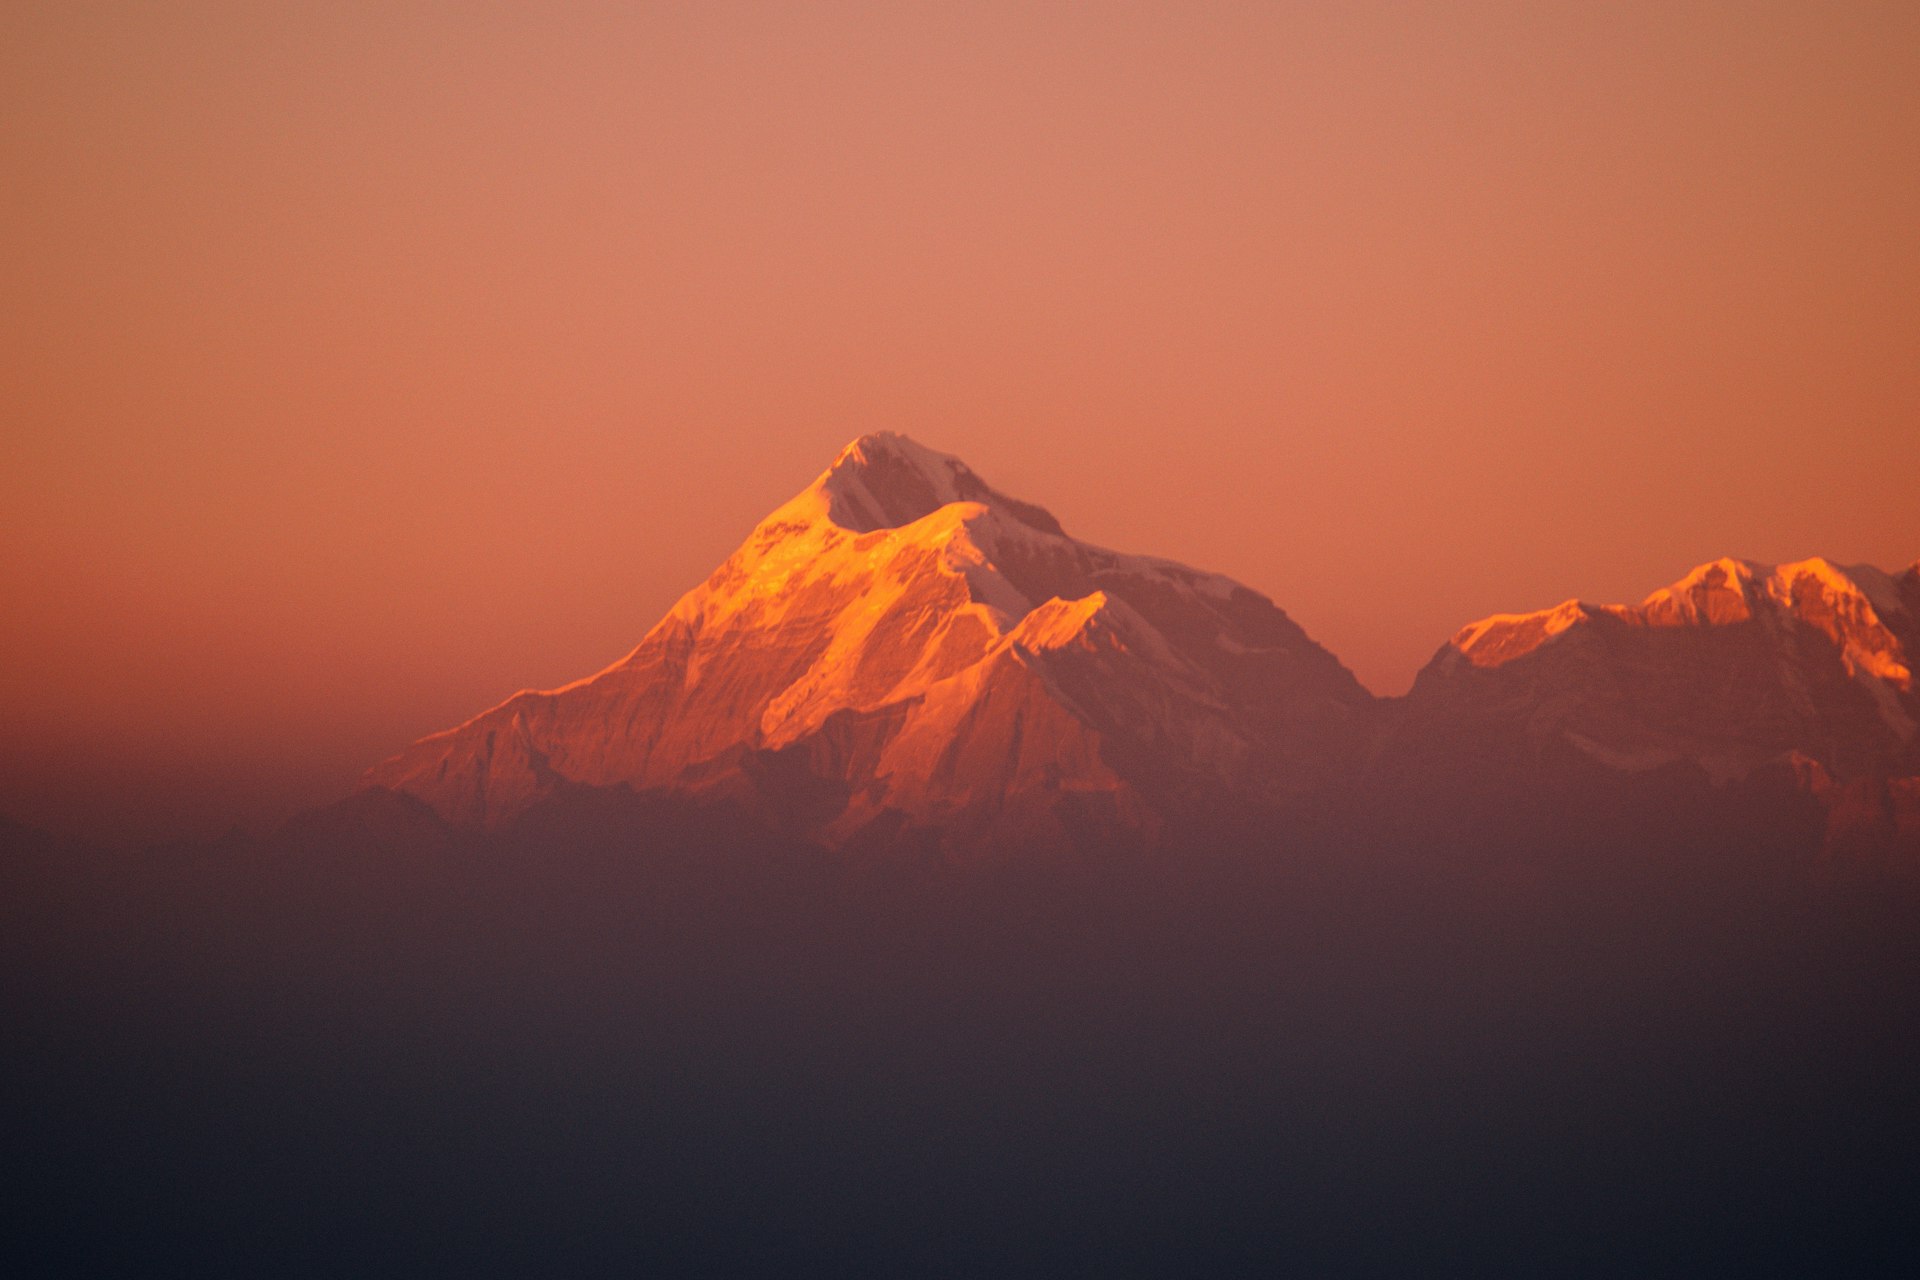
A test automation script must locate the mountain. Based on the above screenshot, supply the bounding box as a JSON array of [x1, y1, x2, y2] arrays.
[[363, 439, 1915, 863], [366, 433, 1373, 851], [1397, 555, 1920, 865], [1404, 556, 1919, 780]]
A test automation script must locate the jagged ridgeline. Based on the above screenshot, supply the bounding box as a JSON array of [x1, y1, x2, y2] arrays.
[[363, 434, 1919, 863]]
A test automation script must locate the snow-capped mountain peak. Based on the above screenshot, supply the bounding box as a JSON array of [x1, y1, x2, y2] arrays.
[[794, 431, 1065, 537], [1412, 554, 1920, 780], [364, 435, 1371, 848]]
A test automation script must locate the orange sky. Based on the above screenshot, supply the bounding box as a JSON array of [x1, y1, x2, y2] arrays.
[[4, 2, 1917, 841]]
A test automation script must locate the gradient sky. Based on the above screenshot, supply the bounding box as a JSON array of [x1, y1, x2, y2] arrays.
[[5, 1, 1917, 841]]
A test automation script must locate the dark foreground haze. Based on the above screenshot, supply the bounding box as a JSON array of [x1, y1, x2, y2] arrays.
[[7, 767, 1918, 1276]]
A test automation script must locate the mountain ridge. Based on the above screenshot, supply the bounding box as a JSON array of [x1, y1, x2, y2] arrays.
[[1409, 553, 1920, 780], [364, 433, 1915, 860]]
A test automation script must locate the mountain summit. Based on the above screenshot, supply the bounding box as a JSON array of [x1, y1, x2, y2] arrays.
[[366, 433, 1372, 850]]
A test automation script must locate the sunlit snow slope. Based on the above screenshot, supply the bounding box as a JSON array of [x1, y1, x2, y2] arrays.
[[366, 433, 1372, 849], [1408, 556, 1920, 783]]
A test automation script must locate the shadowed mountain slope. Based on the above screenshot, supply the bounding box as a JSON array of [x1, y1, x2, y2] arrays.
[[1393, 556, 1920, 868]]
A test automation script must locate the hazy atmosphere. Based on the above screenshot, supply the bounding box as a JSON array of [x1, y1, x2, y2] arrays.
[[6, 1, 1917, 840]]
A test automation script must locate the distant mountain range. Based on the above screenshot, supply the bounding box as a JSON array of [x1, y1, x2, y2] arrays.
[[365, 434, 1918, 862]]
